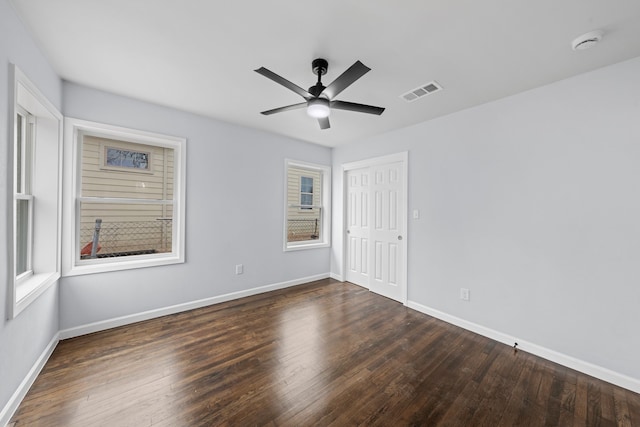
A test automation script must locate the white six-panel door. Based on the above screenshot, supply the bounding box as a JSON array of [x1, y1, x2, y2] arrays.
[[345, 154, 406, 303]]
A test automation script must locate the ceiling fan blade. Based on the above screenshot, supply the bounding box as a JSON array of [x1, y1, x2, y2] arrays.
[[322, 61, 371, 99], [260, 102, 307, 115], [255, 67, 312, 100], [331, 100, 385, 115], [318, 117, 330, 129]]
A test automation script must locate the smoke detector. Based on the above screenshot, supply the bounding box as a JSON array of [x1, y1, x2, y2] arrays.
[[571, 30, 604, 51]]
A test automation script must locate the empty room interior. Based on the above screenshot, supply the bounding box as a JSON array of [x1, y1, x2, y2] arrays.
[[2, 1, 640, 425]]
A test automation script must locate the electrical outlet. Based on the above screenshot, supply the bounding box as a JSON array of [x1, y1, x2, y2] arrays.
[[460, 288, 470, 301], [235, 264, 243, 275], [413, 209, 420, 219]]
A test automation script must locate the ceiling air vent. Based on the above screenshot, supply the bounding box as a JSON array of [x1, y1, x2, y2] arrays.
[[401, 81, 442, 102]]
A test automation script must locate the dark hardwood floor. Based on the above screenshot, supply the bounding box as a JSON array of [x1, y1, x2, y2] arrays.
[[10, 279, 640, 426]]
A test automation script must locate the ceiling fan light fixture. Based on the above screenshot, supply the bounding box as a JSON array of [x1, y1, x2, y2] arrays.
[[307, 98, 330, 118]]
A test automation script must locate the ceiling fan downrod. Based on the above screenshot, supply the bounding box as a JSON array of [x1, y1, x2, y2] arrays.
[[310, 58, 328, 97]]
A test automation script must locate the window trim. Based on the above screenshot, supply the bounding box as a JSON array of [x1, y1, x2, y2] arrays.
[[8, 65, 63, 319], [284, 159, 331, 251], [14, 107, 34, 279], [63, 118, 187, 276]]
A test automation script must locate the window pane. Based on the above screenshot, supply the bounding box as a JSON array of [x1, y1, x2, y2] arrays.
[[301, 176, 313, 194], [79, 202, 173, 258], [287, 207, 321, 242], [81, 135, 174, 200], [105, 147, 149, 169], [16, 113, 23, 193], [301, 194, 313, 206], [16, 199, 30, 275], [287, 165, 324, 244]]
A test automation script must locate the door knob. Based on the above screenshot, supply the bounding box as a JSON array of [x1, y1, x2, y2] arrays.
[[347, 230, 351, 234], [398, 235, 403, 240]]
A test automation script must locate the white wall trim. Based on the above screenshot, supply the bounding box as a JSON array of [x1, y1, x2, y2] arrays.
[[59, 273, 330, 339], [329, 272, 344, 282], [407, 300, 640, 394], [0, 333, 59, 427]]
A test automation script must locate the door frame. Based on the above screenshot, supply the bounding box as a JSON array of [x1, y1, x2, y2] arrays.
[[342, 151, 408, 305]]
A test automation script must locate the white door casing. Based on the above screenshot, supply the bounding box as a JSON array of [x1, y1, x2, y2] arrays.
[[343, 152, 407, 304]]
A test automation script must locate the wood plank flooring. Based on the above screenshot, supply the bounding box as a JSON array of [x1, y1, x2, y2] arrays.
[[10, 279, 640, 426]]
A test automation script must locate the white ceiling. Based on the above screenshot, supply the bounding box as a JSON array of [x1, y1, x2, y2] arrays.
[[9, 1, 640, 147]]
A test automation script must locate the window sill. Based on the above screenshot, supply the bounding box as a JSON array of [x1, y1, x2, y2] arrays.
[[14, 272, 60, 318], [63, 253, 184, 277], [284, 241, 330, 252]]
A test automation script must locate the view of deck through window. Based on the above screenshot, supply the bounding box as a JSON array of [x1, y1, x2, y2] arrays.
[[79, 135, 174, 259], [286, 166, 322, 243]]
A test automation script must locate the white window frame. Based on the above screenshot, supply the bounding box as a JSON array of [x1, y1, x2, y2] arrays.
[[63, 118, 186, 276], [15, 107, 34, 279], [284, 159, 331, 251], [8, 65, 63, 319]]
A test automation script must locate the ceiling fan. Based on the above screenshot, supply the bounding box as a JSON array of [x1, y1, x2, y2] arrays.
[[254, 58, 385, 130]]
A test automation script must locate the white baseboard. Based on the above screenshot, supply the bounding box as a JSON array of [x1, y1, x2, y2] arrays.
[[329, 272, 344, 282], [1, 333, 59, 427], [59, 273, 330, 339], [407, 300, 640, 394]]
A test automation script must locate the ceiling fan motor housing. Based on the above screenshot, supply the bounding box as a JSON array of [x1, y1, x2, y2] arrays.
[[312, 58, 328, 76]]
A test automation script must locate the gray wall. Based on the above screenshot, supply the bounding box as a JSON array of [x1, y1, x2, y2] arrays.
[[1, 0, 332, 412], [0, 0, 61, 414], [331, 56, 640, 382], [60, 83, 332, 329]]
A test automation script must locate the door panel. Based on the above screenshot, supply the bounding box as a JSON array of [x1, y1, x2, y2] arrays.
[[389, 243, 398, 285], [374, 241, 383, 281], [360, 238, 368, 275]]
